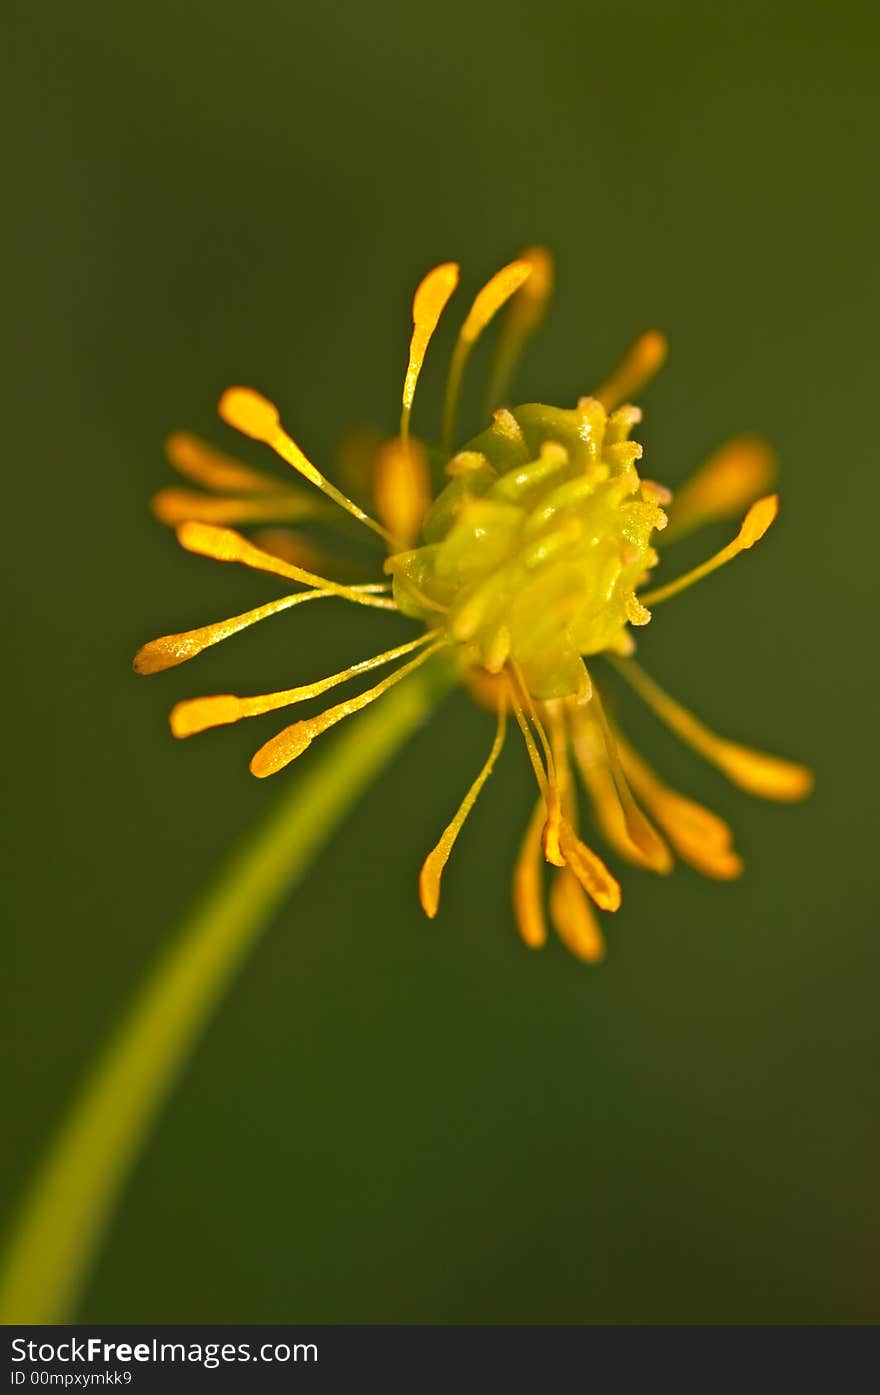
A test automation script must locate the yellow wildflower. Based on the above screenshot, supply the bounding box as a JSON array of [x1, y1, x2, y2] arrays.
[[135, 250, 812, 962]]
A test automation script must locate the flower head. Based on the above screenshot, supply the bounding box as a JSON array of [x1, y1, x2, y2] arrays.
[[135, 251, 812, 962]]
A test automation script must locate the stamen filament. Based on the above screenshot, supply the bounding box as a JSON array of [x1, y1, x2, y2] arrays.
[[510, 665, 558, 787], [170, 632, 440, 737], [419, 698, 508, 918], [373, 437, 432, 548], [546, 703, 578, 819], [249, 530, 365, 582], [442, 260, 533, 450], [485, 246, 554, 412], [218, 387, 397, 545], [401, 262, 460, 442], [176, 522, 397, 610], [165, 431, 290, 495], [151, 487, 326, 529], [558, 820, 622, 912], [382, 560, 450, 615], [249, 640, 446, 778], [570, 716, 640, 865], [509, 686, 549, 797], [616, 733, 732, 851], [595, 330, 668, 412], [609, 656, 814, 801], [638, 495, 779, 606], [662, 436, 777, 543], [133, 589, 355, 674], [616, 734, 743, 880], [510, 667, 564, 862], [588, 690, 673, 873]]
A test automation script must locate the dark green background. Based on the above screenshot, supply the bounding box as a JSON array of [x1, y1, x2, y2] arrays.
[[4, 0, 877, 1323]]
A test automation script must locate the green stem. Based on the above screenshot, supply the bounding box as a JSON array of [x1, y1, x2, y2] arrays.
[[0, 658, 455, 1324]]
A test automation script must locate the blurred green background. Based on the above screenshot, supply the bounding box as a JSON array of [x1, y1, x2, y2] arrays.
[[3, 0, 878, 1323]]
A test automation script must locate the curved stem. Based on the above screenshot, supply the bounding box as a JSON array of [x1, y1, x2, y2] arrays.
[[0, 656, 456, 1323]]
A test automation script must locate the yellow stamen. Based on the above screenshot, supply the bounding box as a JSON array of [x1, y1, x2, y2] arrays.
[[546, 702, 581, 809], [509, 685, 548, 796], [249, 640, 446, 778], [401, 261, 460, 441], [512, 798, 548, 949], [170, 632, 440, 738], [512, 666, 558, 786], [543, 708, 599, 870], [571, 718, 644, 866], [165, 431, 288, 495], [508, 670, 565, 865], [547, 700, 580, 839], [638, 495, 779, 607], [373, 436, 432, 549], [522, 692, 567, 866], [151, 487, 323, 528], [610, 657, 814, 802], [169, 636, 440, 742], [336, 425, 384, 497], [175, 521, 396, 610], [132, 590, 344, 674], [249, 529, 362, 581], [558, 819, 622, 912], [616, 733, 731, 848], [588, 690, 673, 873], [419, 698, 508, 918], [663, 436, 777, 543], [442, 259, 533, 449], [218, 387, 395, 544], [486, 246, 554, 410], [595, 330, 668, 412], [617, 736, 743, 880], [549, 870, 606, 963], [541, 803, 566, 869]]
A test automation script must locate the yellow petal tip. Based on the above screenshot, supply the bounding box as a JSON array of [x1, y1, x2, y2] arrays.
[[250, 723, 313, 777], [462, 260, 533, 343], [738, 493, 779, 548], [132, 644, 159, 675], [169, 695, 240, 739], [418, 858, 441, 918], [715, 740, 813, 802], [218, 386, 280, 443]]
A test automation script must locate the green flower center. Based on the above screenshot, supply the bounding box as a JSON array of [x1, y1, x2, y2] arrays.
[[385, 399, 667, 699]]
